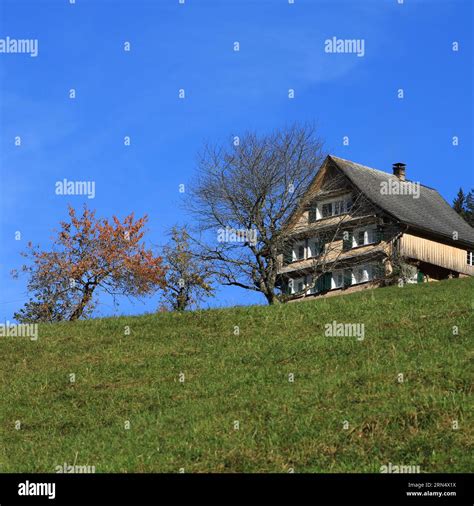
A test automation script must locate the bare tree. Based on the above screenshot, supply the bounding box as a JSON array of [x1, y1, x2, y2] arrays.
[[161, 226, 215, 311], [185, 123, 326, 304]]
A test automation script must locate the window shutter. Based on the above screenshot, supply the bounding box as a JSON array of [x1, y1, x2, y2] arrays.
[[343, 269, 352, 287], [342, 231, 353, 251], [316, 272, 332, 292], [308, 207, 317, 223], [376, 227, 384, 243], [316, 275, 323, 292], [283, 246, 292, 265], [323, 272, 332, 291], [281, 279, 289, 295]]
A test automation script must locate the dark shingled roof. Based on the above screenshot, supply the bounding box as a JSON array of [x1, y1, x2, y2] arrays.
[[329, 155, 474, 247]]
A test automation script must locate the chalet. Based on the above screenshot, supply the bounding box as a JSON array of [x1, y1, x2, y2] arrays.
[[278, 155, 474, 299]]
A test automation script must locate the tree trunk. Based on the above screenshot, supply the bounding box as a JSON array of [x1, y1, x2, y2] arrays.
[[175, 287, 189, 311], [264, 290, 280, 305], [69, 287, 94, 321]]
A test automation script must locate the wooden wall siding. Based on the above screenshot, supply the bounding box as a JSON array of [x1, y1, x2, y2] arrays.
[[278, 240, 392, 275], [278, 218, 403, 273], [399, 233, 474, 275]]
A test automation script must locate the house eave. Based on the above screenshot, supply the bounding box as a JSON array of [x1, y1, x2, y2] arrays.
[[401, 223, 474, 250]]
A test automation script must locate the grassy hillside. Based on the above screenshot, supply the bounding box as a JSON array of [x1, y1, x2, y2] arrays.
[[1, 278, 473, 473]]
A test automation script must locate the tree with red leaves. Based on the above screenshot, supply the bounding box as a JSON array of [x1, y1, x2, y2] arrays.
[[14, 205, 166, 322]]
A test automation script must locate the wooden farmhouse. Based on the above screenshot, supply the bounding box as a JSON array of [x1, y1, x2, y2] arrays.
[[277, 155, 474, 299]]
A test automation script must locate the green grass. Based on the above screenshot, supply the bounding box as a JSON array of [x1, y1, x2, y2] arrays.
[[1, 278, 473, 473]]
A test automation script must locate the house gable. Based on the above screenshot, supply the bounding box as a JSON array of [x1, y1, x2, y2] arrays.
[[284, 156, 363, 232]]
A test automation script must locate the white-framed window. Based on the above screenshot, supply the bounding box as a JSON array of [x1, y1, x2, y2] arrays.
[[305, 270, 351, 293], [292, 241, 305, 262], [367, 227, 377, 244], [312, 194, 353, 221], [333, 200, 344, 216], [467, 251, 473, 266], [332, 270, 344, 289], [290, 277, 306, 294], [352, 226, 377, 247], [321, 202, 332, 218], [308, 238, 324, 258], [352, 264, 375, 284], [352, 267, 365, 284]]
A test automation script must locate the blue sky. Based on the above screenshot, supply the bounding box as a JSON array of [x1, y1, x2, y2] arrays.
[[0, 0, 472, 320]]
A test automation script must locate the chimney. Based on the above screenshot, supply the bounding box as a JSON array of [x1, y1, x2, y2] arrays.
[[392, 162, 406, 181]]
